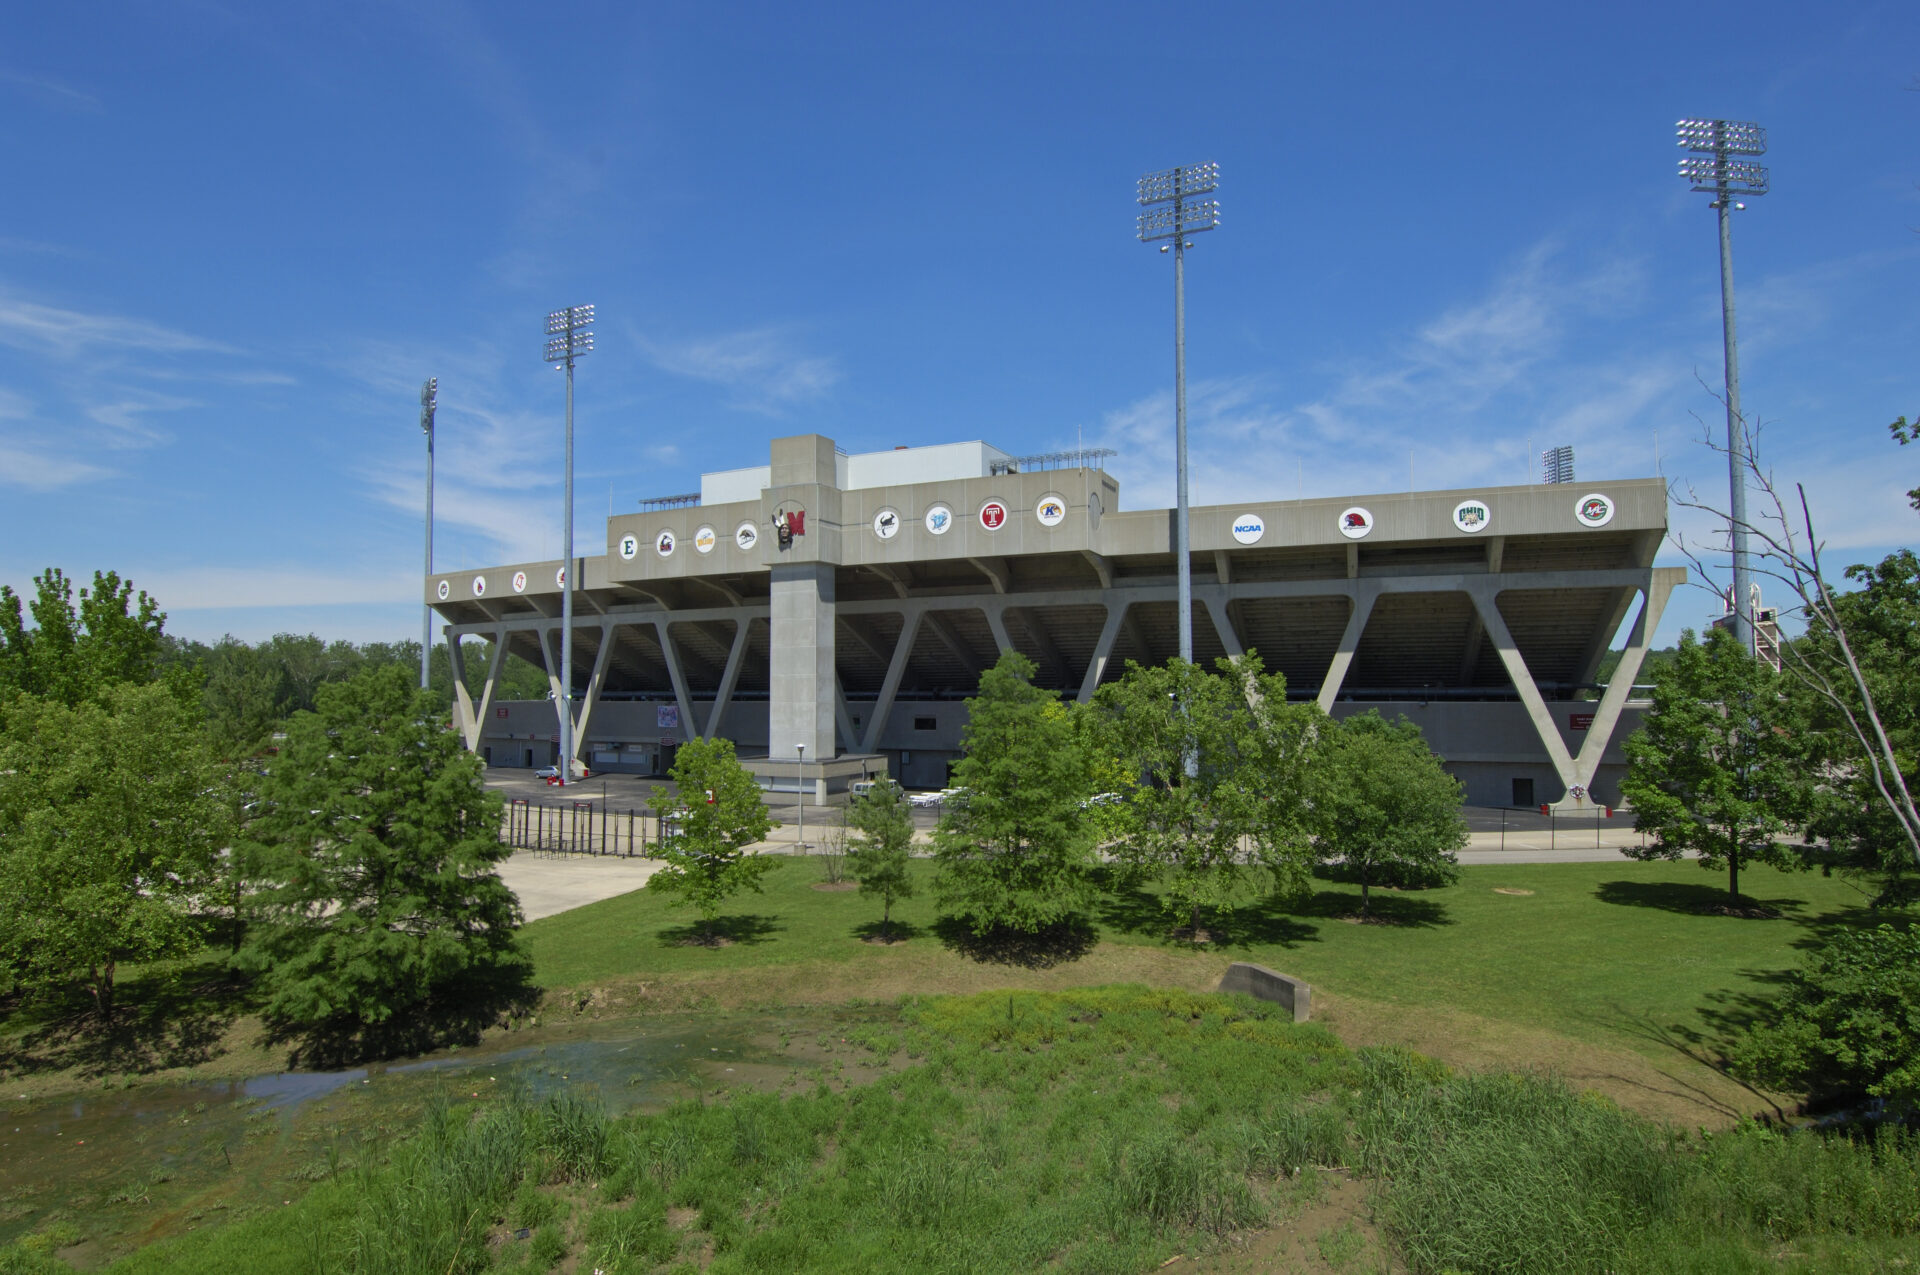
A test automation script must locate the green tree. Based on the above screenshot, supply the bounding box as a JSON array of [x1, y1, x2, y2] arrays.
[[0, 568, 166, 705], [644, 736, 778, 940], [933, 651, 1099, 935], [1620, 627, 1807, 904], [1309, 712, 1466, 917], [236, 665, 527, 1056], [1093, 654, 1318, 938], [846, 779, 915, 941], [0, 683, 227, 1022], [1730, 922, 1920, 1111]]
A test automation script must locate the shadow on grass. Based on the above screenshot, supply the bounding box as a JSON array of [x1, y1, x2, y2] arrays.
[[852, 919, 925, 945], [656, 913, 783, 948], [1593, 879, 1805, 918], [934, 915, 1097, 969], [266, 959, 542, 1069], [1294, 888, 1454, 929], [0, 954, 249, 1082], [1094, 881, 1322, 950]]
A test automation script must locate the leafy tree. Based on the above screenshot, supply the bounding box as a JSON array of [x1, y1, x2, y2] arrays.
[[933, 651, 1099, 935], [236, 665, 527, 1056], [0, 683, 227, 1022], [0, 568, 166, 705], [1308, 712, 1466, 917], [846, 779, 915, 941], [1620, 627, 1807, 904], [1892, 414, 1919, 514], [1730, 922, 1920, 1111], [1093, 654, 1318, 938], [644, 736, 778, 940]]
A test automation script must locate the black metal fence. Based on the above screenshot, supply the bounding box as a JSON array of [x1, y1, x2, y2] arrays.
[[502, 798, 665, 857]]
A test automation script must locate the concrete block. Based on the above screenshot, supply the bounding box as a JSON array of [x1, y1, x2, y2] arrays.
[[1217, 962, 1312, 1022]]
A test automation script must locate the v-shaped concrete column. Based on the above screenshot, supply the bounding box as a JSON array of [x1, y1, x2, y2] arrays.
[[448, 627, 506, 751], [1316, 585, 1380, 714]]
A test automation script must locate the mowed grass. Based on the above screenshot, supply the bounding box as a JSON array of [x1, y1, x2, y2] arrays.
[[522, 856, 1880, 1080]]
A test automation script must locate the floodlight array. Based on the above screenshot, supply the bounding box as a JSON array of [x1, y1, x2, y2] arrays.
[[1138, 162, 1219, 206], [1138, 199, 1220, 242], [545, 304, 595, 334], [1678, 155, 1769, 196], [1675, 118, 1766, 156], [420, 377, 437, 433]]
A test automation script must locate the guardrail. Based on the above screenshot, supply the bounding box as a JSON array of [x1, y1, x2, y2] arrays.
[[502, 798, 672, 857]]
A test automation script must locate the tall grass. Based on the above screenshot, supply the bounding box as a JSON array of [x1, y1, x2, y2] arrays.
[[43, 986, 1920, 1275]]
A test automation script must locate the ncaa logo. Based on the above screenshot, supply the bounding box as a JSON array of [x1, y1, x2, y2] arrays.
[[1230, 513, 1265, 545]]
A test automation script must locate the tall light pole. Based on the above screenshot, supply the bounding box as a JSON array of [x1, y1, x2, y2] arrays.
[[1678, 119, 1768, 653], [795, 743, 806, 850], [545, 304, 595, 785], [419, 377, 437, 691], [1138, 163, 1219, 665]]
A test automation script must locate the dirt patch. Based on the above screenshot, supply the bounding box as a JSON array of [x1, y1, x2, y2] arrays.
[[1493, 887, 1535, 896], [1696, 903, 1781, 919], [1158, 1171, 1401, 1273], [669, 935, 737, 949], [810, 881, 859, 892], [860, 936, 905, 946]]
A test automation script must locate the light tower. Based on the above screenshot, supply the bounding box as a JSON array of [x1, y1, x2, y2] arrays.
[[1677, 118, 1768, 653], [419, 377, 437, 691], [1138, 163, 1219, 665], [544, 304, 595, 785]]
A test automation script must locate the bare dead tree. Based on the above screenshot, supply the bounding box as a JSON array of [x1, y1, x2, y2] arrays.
[[1667, 408, 1920, 868]]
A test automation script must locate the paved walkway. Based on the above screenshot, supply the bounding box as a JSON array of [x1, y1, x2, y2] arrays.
[[496, 852, 667, 922]]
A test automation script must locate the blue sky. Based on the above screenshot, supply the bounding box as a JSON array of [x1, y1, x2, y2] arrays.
[[1, 1, 1914, 649]]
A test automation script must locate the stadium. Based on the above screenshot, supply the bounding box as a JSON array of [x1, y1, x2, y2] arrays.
[[427, 433, 1680, 812]]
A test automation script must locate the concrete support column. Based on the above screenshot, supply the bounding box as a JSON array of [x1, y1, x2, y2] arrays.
[[771, 561, 837, 760], [704, 619, 752, 741], [1203, 592, 1244, 659], [863, 609, 921, 754], [652, 621, 700, 752], [1468, 582, 1581, 803], [448, 629, 504, 752], [1316, 586, 1378, 713], [535, 626, 569, 752], [1078, 602, 1129, 703], [571, 622, 617, 762]]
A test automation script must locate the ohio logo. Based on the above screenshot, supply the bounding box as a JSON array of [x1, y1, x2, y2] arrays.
[[1574, 493, 1614, 528], [1338, 507, 1373, 540], [1035, 495, 1067, 528], [1452, 500, 1491, 533], [1230, 512, 1265, 545], [979, 500, 1008, 530]]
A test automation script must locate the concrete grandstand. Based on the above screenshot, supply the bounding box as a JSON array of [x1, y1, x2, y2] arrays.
[[428, 433, 1680, 811]]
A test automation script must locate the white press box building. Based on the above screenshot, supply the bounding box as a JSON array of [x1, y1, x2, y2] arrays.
[[427, 434, 1681, 810]]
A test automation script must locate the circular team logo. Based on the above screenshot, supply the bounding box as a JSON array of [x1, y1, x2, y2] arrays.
[[1338, 507, 1374, 539], [1035, 493, 1067, 528], [655, 530, 676, 557], [693, 525, 717, 553], [1574, 493, 1615, 528], [979, 499, 1008, 530], [511, 570, 528, 593], [925, 503, 953, 535], [735, 521, 759, 551], [1231, 512, 1266, 545], [554, 567, 567, 588], [618, 533, 639, 560], [873, 508, 901, 539], [1452, 499, 1492, 534], [436, 579, 450, 601], [471, 574, 487, 597]]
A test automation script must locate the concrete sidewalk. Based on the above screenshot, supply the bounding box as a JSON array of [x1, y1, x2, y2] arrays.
[[497, 852, 666, 922]]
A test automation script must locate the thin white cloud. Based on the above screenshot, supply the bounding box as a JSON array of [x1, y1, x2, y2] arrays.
[[638, 327, 840, 413], [86, 392, 200, 448], [0, 69, 102, 114], [0, 441, 109, 489], [0, 294, 234, 356]]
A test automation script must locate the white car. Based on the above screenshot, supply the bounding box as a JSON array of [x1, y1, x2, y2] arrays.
[[535, 764, 590, 785]]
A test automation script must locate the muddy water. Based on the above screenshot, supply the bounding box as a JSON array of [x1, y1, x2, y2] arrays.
[[0, 1010, 858, 1267]]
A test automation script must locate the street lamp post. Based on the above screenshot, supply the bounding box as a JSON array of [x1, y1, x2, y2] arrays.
[[419, 377, 437, 691], [1138, 162, 1219, 666], [795, 743, 806, 851], [544, 305, 595, 786], [1677, 119, 1768, 653]]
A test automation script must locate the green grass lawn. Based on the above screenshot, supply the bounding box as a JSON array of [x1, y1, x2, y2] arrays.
[[522, 856, 1884, 1074]]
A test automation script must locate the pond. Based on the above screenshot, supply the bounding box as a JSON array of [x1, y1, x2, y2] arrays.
[[0, 1008, 865, 1267]]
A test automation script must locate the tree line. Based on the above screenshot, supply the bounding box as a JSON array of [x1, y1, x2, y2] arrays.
[[0, 569, 530, 1060]]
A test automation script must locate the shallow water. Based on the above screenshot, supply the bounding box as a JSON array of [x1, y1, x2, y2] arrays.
[[0, 1010, 835, 1265]]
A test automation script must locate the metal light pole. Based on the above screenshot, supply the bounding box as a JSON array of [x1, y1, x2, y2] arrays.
[[795, 743, 806, 850], [1138, 163, 1219, 665], [544, 305, 595, 786], [419, 377, 437, 691], [1678, 119, 1769, 653]]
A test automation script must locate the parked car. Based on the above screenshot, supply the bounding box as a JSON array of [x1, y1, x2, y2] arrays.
[[535, 764, 590, 785]]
